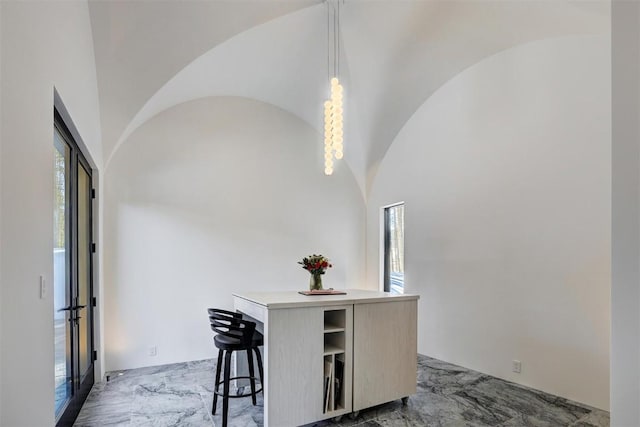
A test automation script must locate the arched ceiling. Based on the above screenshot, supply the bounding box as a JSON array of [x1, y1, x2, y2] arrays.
[[89, 0, 609, 194]]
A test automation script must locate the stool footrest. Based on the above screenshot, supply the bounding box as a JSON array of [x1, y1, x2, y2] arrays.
[[214, 376, 263, 398]]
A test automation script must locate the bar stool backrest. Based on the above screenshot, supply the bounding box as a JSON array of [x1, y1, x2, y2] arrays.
[[207, 308, 256, 348]]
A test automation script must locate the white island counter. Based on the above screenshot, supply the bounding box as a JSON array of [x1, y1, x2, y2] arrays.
[[233, 289, 419, 427]]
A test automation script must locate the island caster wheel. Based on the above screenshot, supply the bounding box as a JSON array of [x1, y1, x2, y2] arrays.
[[401, 396, 409, 406], [349, 411, 360, 420]]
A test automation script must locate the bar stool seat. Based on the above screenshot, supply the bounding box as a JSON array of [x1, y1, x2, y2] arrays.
[[207, 308, 264, 427], [214, 329, 263, 350]]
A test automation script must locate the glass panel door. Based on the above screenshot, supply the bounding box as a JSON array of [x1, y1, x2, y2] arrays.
[[77, 163, 92, 383], [53, 129, 72, 417], [54, 111, 95, 426]]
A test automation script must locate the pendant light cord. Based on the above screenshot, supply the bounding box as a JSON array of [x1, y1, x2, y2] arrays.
[[337, 0, 340, 77], [326, 0, 342, 79], [333, 3, 340, 77], [327, 1, 330, 82]]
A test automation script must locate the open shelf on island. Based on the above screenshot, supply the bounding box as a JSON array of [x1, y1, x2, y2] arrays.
[[323, 351, 346, 414], [324, 332, 345, 351], [323, 344, 343, 356], [323, 309, 347, 415], [324, 310, 346, 329]]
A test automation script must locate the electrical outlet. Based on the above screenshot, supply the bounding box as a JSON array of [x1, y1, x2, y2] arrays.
[[149, 346, 157, 357], [512, 359, 522, 373]]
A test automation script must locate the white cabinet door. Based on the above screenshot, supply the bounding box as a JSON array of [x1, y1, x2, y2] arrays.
[[266, 306, 324, 426], [353, 300, 417, 411]]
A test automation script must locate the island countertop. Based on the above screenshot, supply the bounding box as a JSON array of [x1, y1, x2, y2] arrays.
[[232, 288, 419, 310]]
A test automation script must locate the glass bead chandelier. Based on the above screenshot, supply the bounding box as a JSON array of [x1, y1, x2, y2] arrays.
[[323, 1, 343, 176]]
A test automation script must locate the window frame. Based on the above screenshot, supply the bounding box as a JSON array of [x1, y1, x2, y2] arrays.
[[380, 202, 405, 293]]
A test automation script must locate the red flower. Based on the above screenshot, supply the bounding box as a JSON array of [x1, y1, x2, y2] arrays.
[[297, 254, 333, 275]]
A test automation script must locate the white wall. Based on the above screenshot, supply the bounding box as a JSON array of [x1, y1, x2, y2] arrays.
[[611, 2, 640, 425], [0, 1, 102, 425], [367, 35, 610, 410], [104, 96, 364, 371], [0, 1, 3, 421]]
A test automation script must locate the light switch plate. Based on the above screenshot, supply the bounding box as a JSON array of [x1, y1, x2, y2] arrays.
[[40, 275, 46, 299]]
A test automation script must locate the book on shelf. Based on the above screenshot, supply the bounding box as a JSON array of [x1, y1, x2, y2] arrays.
[[323, 376, 330, 413], [323, 359, 333, 413], [334, 358, 344, 410]]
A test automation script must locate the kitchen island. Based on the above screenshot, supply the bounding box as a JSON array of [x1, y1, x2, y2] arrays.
[[233, 289, 419, 427]]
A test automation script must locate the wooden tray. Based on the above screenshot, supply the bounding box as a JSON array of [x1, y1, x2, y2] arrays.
[[298, 289, 347, 296]]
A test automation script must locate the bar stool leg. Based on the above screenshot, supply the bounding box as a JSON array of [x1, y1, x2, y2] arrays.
[[222, 350, 232, 427], [254, 347, 264, 387], [246, 348, 257, 405], [212, 348, 223, 415]]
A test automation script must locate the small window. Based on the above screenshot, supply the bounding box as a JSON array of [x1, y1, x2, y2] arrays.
[[383, 203, 404, 294]]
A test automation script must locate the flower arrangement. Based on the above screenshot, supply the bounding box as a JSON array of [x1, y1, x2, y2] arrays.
[[298, 254, 332, 276]]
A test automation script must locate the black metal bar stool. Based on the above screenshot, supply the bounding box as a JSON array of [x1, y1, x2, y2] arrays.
[[207, 308, 264, 427]]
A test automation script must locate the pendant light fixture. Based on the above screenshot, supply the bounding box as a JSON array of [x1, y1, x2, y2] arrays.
[[323, 0, 343, 176]]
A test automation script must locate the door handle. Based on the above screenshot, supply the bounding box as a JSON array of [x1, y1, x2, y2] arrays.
[[58, 305, 85, 312]]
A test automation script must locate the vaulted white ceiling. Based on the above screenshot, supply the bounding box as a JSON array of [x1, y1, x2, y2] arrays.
[[89, 0, 608, 193]]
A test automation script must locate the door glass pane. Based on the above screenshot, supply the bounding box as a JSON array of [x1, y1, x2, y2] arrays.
[[78, 164, 91, 378], [54, 129, 72, 416], [384, 204, 405, 294]]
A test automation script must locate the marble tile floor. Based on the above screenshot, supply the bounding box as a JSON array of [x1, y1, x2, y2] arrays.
[[74, 355, 609, 427]]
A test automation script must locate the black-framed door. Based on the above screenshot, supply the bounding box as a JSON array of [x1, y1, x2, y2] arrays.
[[54, 110, 95, 426]]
